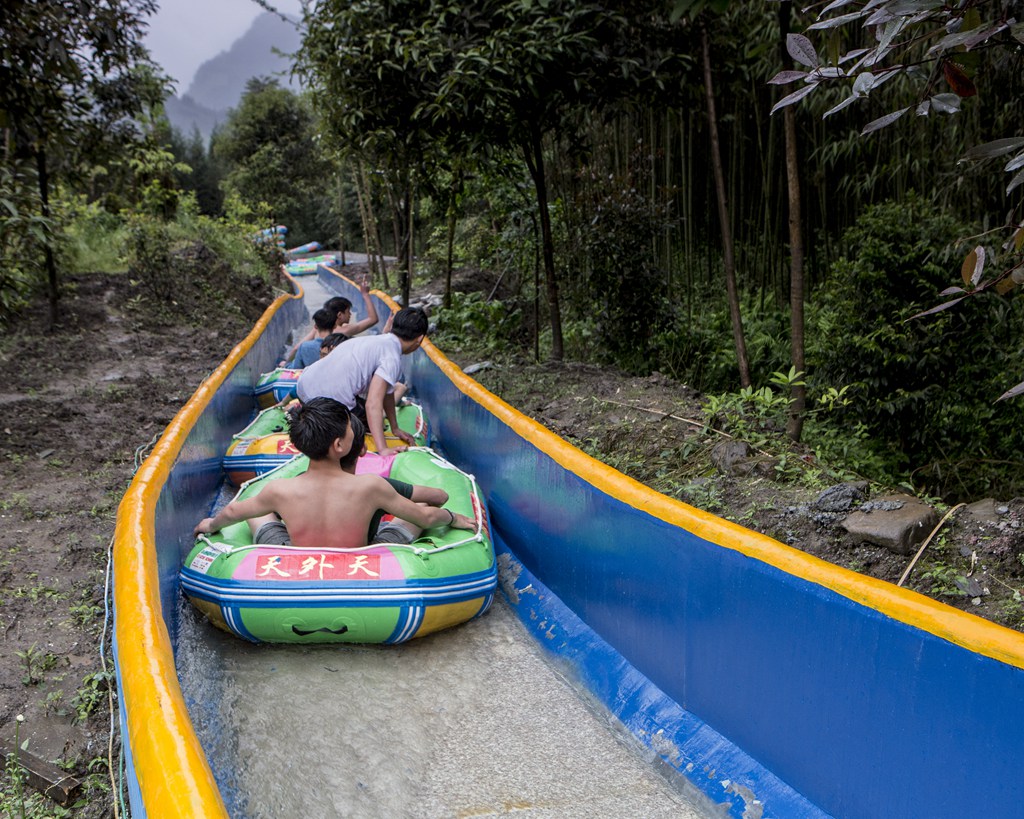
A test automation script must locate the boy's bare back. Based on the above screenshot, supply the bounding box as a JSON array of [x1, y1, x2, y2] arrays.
[[194, 397, 477, 546], [254, 468, 394, 550]]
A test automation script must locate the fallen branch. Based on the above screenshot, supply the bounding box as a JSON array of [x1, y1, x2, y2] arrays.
[[897, 503, 966, 588], [595, 398, 777, 460], [1, 739, 81, 805]]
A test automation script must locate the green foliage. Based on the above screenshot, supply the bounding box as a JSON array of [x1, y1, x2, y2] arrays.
[[646, 284, 791, 392], [918, 561, 966, 598], [0, 160, 49, 322], [701, 368, 896, 485], [433, 291, 520, 353], [0, 0, 168, 321], [124, 203, 283, 327], [704, 382, 793, 450], [127, 143, 192, 219], [788, 0, 1024, 210], [57, 194, 129, 274], [15, 643, 59, 686], [459, 160, 541, 282], [808, 194, 1024, 498], [169, 126, 225, 216], [71, 671, 113, 724], [561, 160, 678, 373], [300, 0, 670, 152], [211, 79, 336, 244], [300, 0, 688, 349]]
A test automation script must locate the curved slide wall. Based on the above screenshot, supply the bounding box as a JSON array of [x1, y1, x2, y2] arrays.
[[114, 262, 1024, 817], [113, 275, 305, 817], [318, 269, 1024, 818]]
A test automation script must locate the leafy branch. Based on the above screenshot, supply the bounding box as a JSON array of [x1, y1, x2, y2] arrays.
[[768, 1, 1024, 397]]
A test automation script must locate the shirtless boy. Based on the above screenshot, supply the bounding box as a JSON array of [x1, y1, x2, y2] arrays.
[[193, 398, 474, 549]]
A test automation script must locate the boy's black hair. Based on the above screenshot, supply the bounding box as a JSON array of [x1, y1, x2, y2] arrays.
[[287, 397, 350, 460], [391, 307, 428, 341], [324, 296, 352, 315], [319, 332, 348, 354], [338, 415, 366, 471], [312, 308, 336, 332]]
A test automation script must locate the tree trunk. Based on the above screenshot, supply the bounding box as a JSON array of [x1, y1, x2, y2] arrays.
[[36, 148, 59, 328], [521, 124, 563, 361], [403, 174, 413, 308], [532, 211, 541, 362], [389, 185, 405, 269], [702, 25, 751, 388], [360, 161, 391, 288], [356, 168, 380, 278], [779, 1, 807, 441], [337, 173, 347, 266], [445, 191, 456, 310]]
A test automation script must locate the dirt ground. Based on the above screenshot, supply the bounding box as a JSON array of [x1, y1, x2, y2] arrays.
[[2, 264, 1024, 814], [0, 270, 277, 816]]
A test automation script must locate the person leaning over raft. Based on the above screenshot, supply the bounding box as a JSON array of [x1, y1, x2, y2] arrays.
[[296, 307, 428, 456], [194, 398, 475, 548]]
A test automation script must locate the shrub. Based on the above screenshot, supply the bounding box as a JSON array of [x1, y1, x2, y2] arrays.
[[561, 170, 676, 374], [124, 204, 283, 327], [432, 290, 521, 354], [808, 193, 1024, 498]]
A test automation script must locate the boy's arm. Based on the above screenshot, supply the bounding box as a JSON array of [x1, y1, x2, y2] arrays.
[[409, 485, 448, 506], [366, 375, 406, 455], [371, 480, 474, 531], [383, 392, 415, 446], [339, 284, 379, 337], [194, 487, 279, 536]]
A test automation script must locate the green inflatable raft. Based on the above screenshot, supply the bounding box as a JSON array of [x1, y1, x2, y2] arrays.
[[223, 401, 427, 485], [182, 448, 496, 644]]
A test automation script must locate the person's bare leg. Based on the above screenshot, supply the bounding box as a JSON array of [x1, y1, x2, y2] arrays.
[[248, 514, 277, 538], [394, 519, 422, 539]]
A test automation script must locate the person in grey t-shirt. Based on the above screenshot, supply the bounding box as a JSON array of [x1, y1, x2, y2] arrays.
[[297, 307, 428, 455]]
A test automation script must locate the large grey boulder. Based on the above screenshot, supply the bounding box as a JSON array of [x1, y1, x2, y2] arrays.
[[841, 494, 940, 555]]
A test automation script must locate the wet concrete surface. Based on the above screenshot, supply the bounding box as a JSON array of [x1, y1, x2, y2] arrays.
[[177, 596, 708, 818]]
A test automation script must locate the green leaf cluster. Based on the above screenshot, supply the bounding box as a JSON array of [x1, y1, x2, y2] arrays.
[[808, 194, 1024, 498], [211, 79, 337, 245]]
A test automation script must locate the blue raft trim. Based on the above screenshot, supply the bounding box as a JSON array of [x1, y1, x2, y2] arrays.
[[221, 454, 292, 473], [386, 605, 425, 644], [181, 565, 498, 608]]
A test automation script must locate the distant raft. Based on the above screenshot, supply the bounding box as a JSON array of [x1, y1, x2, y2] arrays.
[[222, 402, 428, 485], [254, 367, 302, 408], [286, 241, 322, 256], [181, 448, 496, 644]]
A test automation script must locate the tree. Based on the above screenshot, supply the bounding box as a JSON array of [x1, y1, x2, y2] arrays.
[[425, 1, 678, 360], [211, 78, 335, 244], [169, 126, 225, 216], [301, 0, 676, 359], [699, 20, 751, 388], [0, 0, 165, 325], [777, 0, 807, 441], [298, 0, 437, 305]]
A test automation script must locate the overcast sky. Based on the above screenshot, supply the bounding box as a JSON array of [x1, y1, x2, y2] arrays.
[[144, 0, 302, 93]]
